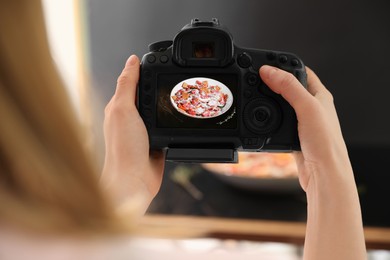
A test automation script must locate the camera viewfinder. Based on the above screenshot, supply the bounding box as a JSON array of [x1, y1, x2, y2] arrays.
[[193, 42, 215, 58]]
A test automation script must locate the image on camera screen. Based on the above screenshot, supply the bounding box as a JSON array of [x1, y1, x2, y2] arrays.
[[170, 78, 233, 119], [157, 75, 237, 129]]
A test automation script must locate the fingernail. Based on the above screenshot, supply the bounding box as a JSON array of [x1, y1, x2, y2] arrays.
[[126, 55, 137, 66]]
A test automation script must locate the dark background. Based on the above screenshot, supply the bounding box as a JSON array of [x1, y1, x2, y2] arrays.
[[86, 0, 390, 227]]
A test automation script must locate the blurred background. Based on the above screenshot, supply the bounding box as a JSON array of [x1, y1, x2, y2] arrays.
[[43, 0, 390, 256], [82, 0, 390, 226]]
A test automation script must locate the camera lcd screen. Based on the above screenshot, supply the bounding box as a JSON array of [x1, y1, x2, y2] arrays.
[[193, 42, 215, 58], [157, 74, 237, 129]]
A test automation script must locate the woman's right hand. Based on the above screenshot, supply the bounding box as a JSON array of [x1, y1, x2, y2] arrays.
[[259, 66, 366, 260], [259, 66, 350, 191]]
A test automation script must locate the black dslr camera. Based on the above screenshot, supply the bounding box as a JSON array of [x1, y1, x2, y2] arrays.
[[138, 18, 307, 163]]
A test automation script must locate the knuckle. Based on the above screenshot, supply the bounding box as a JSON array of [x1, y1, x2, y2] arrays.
[[116, 74, 129, 86], [110, 102, 127, 115], [105, 100, 124, 117], [104, 103, 110, 116], [318, 89, 334, 103], [325, 89, 334, 102]]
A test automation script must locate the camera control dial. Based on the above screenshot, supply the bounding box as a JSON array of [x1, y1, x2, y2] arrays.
[[237, 52, 252, 68], [244, 98, 281, 135]]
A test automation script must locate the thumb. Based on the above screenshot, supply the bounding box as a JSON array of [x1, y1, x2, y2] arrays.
[[259, 65, 315, 117], [115, 55, 140, 103]]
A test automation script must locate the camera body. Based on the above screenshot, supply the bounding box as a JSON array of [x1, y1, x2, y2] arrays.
[[138, 18, 307, 163]]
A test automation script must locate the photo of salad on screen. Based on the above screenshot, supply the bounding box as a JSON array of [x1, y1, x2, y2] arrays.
[[170, 77, 233, 119]]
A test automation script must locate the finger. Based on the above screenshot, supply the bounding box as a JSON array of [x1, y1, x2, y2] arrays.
[[305, 66, 328, 97], [259, 65, 316, 116], [115, 55, 140, 103]]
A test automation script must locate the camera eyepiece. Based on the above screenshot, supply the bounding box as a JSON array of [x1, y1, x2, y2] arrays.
[[172, 18, 234, 67]]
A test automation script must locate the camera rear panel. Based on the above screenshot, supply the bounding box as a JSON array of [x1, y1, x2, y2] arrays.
[[235, 47, 307, 152], [138, 19, 307, 162]]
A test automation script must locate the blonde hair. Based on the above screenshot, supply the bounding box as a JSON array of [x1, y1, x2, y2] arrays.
[[0, 0, 126, 235]]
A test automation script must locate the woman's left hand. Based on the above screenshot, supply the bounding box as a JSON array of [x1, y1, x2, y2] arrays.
[[101, 55, 165, 209]]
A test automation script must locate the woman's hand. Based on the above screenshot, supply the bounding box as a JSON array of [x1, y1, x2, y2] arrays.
[[259, 66, 366, 260], [260, 66, 350, 191], [101, 55, 165, 210]]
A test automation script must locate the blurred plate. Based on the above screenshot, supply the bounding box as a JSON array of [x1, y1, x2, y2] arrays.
[[202, 153, 301, 194]]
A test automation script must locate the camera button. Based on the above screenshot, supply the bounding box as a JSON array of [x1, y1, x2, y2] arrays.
[[247, 73, 259, 86], [254, 108, 270, 123], [238, 53, 252, 68], [291, 58, 300, 66], [143, 70, 152, 79], [244, 98, 281, 134], [144, 95, 152, 105], [160, 55, 169, 63], [266, 52, 276, 61], [143, 109, 152, 118], [147, 55, 156, 63], [144, 84, 151, 92], [279, 55, 288, 64], [244, 90, 252, 98]]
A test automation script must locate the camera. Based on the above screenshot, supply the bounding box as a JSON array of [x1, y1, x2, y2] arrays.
[[138, 18, 307, 163]]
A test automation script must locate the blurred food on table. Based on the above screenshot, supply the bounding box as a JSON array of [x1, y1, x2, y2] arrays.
[[203, 152, 298, 178], [203, 152, 300, 193]]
